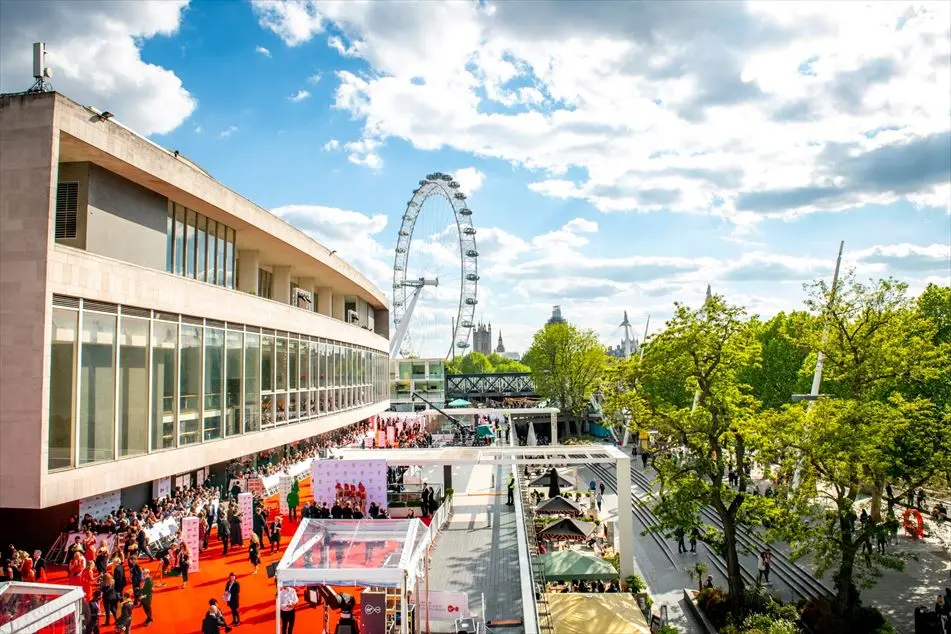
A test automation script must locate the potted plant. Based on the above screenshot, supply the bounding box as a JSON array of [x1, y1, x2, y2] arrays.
[[625, 574, 646, 594], [685, 560, 708, 592], [444, 487, 454, 500]]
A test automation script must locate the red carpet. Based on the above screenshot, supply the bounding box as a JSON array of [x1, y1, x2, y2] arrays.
[[45, 477, 396, 634]]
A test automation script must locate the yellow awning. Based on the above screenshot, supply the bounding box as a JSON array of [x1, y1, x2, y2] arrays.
[[544, 593, 651, 634]]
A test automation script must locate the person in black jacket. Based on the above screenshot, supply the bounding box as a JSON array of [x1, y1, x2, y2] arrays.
[[113, 556, 127, 599], [218, 514, 231, 556], [224, 572, 241, 625], [201, 599, 231, 634]]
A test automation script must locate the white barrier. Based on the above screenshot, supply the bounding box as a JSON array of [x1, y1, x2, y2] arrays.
[[181, 517, 200, 572], [144, 518, 179, 546], [238, 493, 253, 542], [278, 475, 292, 516]]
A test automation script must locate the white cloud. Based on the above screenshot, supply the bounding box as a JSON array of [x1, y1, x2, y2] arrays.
[[194, 125, 203, 134], [344, 138, 383, 169], [452, 167, 485, 195], [308, 72, 322, 84], [289, 89, 311, 102], [256, 1, 951, 224], [218, 125, 238, 139], [0, 0, 196, 136], [255, 45, 271, 57], [322, 138, 340, 151]]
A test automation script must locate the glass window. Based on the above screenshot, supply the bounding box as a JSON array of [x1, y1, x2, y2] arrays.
[[78, 311, 116, 465], [310, 341, 318, 389], [318, 342, 327, 388], [165, 205, 174, 273], [216, 223, 226, 287], [118, 316, 149, 457], [226, 330, 242, 437], [204, 328, 224, 441], [225, 227, 235, 289], [151, 320, 177, 451], [185, 210, 196, 279], [289, 392, 298, 421], [196, 215, 207, 283], [174, 205, 185, 276], [261, 334, 274, 392], [262, 394, 273, 428], [179, 325, 202, 446], [289, 339, 299, 390], [301, 340, 310, 390], [335, 345, 342, 387], [48, 307, 77, 470], [276, 337, 287, 391], [244, 332, 260, 433], [207, 219, 217, 285]]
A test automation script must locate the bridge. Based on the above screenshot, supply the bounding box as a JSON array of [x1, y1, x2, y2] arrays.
[[445, 372, 537, 401]]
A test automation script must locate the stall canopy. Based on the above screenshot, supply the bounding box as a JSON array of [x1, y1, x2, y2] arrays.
[[527, 472, 573, 489], [545, 594, 650, 634], [276, 519, 433, 589], [535, 496, 584, 517], [538, 518, 596, 542], [475, 424, 494, 439], [0, 582, 84, 634], [539, 551, 618, 581], [448, 399, 472, 408]]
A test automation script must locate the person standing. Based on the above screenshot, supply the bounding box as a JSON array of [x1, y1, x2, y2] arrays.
[[756, 550, 772, 584], [80, 560, 98, 604], [115, 590, 134, 634], [507, 474, 515, 506], [140, 568, 154, 627], [113, 554, 127, 600], [287, 485, 299, 523], [85, 590, 102, 634], [179, 544, 191, 588], [675, 528, 687, 554], [224, 572, 241, 626], [279, 585, 298, 634], [201, 599, 229, 634], [689, 528, 700, 553], [101, 573, 118, 626], [218, 514, 231, 556], [269, 516, 283, 554], [420, 485, 431, 517], [249, 534, 261, 575]]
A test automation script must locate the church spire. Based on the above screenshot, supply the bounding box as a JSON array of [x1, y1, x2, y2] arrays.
[[495, 330, 506, 354]]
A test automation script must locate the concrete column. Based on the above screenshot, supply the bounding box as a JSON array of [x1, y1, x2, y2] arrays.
[[550, 412, 558, 445], [237, 249, 259, 295], [616, 454, 635, 585], [272, 265, 291, 305], [316, 287, 332, 317], [298, 276, 315, 312], [443, 465, 453, 493], [332, 294, 345, 321]]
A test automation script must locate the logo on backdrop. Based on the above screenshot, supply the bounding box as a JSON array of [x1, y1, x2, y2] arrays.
[[363, 604, 382, 615]]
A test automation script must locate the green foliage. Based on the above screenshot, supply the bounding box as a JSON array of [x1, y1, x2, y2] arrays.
[[657, 626, 680, 634], [445, 352, 531, 375], [697, 587, 731, 627], [625, 574, 646, 592], [523, 322, 607, 435], [603, 552, 620, 571], [737, 312, 813, 410]]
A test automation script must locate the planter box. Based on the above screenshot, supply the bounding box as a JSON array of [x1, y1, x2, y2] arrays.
[[682, 588, 718, 634]]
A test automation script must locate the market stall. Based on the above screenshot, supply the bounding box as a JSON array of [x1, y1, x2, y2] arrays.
[[275, 519, 435, 634], [0, 582, 84, 634]]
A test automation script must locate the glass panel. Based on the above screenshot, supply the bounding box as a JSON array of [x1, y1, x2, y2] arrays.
[[226, 330, 242, 437], [165, 205, 174, 273], [301, 340, 309, 390], [309, 390, 317, 418], [179, 325, 202, 446], [196, 215, 207, 283], [289, 339, 299, 390], [185, 209, 196, 279], [78, 311, 116, 465], [204, 327, 224, 441], [289, 392, 298, 421], [276, 391, 287, 424], [48, 307, 77, 470], [118, 316, 149, 457], [261, 335, 274, 392], [276, 337, 287, 391], [216, 223, 226, 287], [244, 332, 260, 433], [174, 205, 185, 276], [318, 342, 326, 388], [262, 394, 273, 428], [151, 320, 177, 451], [225, 227, 235, 289], [207, 219, 217, 285]]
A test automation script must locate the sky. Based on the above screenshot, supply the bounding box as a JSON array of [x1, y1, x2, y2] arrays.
[[1, 0, 949, 357]]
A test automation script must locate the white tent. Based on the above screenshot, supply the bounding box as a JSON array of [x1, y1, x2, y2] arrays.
[[0, 582, 84, 634], [275, 519, 434, 634]]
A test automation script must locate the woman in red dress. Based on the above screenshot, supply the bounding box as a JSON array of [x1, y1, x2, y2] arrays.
[[80, 560, 99, 602]]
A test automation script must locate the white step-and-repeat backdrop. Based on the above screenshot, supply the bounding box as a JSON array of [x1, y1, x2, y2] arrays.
[[311, 459, 388, 514]]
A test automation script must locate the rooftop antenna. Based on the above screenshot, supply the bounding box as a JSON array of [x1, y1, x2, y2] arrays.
[[29, 42, 53, 94]]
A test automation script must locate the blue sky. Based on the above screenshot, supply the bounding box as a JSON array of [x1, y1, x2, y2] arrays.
[[1, 0, 949, 357]]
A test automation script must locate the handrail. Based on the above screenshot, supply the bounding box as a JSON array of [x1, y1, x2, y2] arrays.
[[512, 465, 543, 633]]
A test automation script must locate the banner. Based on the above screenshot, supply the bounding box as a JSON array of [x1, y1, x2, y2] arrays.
[[278, 475, 292, 516], [386, 426, 395, 447], [310, 459, 388, 513], [247, 477, 264, 496], [422, 590, 469, 621], [238, 493, 253, 542], [181, 516, 200, 572], [152, 477, 172, 501], [360, 591, 387, 634], [79, 489, 121, 520]]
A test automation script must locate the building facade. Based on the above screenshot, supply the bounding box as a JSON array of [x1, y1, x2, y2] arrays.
[[494, 331, 505, 354], [389, 358, 446, 411], [0, 92, 391, 514], [472, 322, 492, 355], [547, 305, 566, 325]]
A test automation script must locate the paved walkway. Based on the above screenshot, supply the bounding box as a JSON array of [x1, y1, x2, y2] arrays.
[[426, 463, 525, 632]]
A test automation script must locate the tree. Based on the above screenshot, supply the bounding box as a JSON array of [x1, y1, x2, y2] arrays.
[[445, 352, 531, 375], [737, 312, 814, 410], [611, 295, 770, 610], [523, 322, 606, 436], [773, 274, 951, 615]]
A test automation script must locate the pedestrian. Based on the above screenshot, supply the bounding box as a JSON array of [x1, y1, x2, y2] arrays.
[[756, 550, 772, 584], [223, 572, 241, 626], [201, 599, 230, 634], [270, 516, 283, 554], [506, 474, 515, 506], [279, 585, 299, 634], [641, 452, 649, 469], [596, 492, 603, 511], [179, 544, 190, 589], [140, 568, 154, 627], [876, 523, 887, 555], [249, 534, 261, 575], [599, 481, 606, 496], [218, 515, 230, 556], [675, 528, 686, 554], [689, 527, 699, 553], [85, 590, 102, 634], [115, 590, 134, 634]]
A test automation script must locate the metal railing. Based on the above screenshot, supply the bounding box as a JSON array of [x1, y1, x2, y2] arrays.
[[515, 468, 555, 633]]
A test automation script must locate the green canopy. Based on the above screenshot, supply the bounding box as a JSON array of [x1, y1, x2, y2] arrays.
[[539, 550, 619, 582], [447, 399, 472, 408], [476, 424, 494, 438]]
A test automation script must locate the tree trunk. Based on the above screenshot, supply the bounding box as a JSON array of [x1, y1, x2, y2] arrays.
[[833, 544, 859, 614], [721, 513, 746, 610], [869, 479, 884, 523]]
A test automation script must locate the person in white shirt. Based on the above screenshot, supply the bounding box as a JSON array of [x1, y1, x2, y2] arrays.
[[279, 585, 299, 634]]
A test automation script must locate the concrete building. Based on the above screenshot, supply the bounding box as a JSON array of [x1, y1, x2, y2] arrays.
[[494, 330, 505, 354], [0, 91, 391, 531], [389, 358, 446, 411], [547, 305, 566, 325], [472, 322, 492, 355]]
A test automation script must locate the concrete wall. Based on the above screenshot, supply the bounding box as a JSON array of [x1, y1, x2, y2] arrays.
[[0, 92, 57, 510], [85, 163, 167, 270], [55, 162, 89, 250]]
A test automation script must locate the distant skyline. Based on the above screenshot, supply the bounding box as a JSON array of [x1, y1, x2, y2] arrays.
[[1, 1, 948, 355]]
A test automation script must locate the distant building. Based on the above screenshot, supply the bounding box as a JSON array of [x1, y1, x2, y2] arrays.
[[502, 351, 522, 361], [390, 358, 446, 412], [547, 305, 566, 325], [495, 330, 506, 354], [606, 338, 639, 359], [473, 322, 492, 355]]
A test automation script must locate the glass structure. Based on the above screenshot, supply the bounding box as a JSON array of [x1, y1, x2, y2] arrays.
[[165, 203, 236, 289], [47, 295, 389, 471]]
